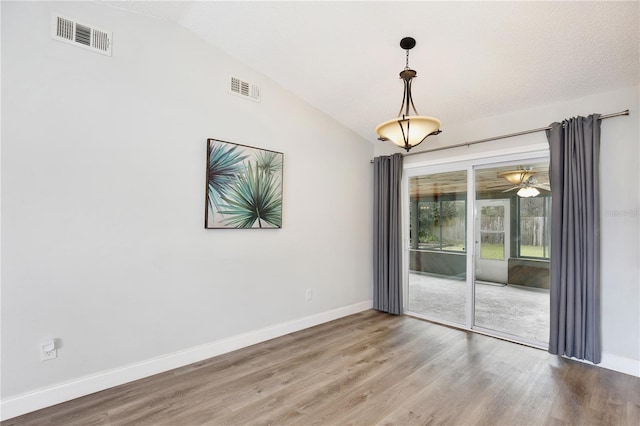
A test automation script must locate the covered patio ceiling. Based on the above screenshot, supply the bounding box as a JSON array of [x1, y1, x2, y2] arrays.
[[410, 163, 550, 198]]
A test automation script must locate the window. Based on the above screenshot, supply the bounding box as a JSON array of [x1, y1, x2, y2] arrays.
[[410, 199, 466, 252], [518, 196, 551, 259]]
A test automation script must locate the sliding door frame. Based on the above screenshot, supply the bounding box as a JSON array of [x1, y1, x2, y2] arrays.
[[402, 146, 550, 346]]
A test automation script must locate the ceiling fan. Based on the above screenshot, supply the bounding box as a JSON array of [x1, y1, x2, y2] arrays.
[[497, 168, 550, 197]]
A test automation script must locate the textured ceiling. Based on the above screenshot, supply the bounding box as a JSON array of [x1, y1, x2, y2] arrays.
[[103, 1, 639, 145]]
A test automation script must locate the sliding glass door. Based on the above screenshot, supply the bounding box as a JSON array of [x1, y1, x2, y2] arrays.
[[407, 170, 467, 325], [405, 154, 551, 346], [474, 162, 550, 344]]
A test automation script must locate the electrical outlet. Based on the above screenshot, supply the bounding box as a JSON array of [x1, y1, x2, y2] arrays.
[[41, 348, 57, 361], [41, 339, 57, 361], [305, 288, 313, 301]]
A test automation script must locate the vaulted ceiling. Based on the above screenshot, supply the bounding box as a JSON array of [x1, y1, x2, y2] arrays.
[[104, 1, 639, 146]]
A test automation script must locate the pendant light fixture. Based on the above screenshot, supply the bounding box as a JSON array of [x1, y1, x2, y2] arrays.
[[376, 37, 442, 152]]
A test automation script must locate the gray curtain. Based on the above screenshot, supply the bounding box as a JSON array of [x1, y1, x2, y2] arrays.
[[546, 114, 601, 363], [373, 153, 403, 315]]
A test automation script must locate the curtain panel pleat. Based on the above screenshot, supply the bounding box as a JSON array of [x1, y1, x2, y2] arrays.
[[546, 114, 601, 363], [373, 153, 403, 315]]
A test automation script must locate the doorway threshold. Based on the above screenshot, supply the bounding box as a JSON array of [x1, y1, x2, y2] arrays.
[[404, 310, 549, 351]]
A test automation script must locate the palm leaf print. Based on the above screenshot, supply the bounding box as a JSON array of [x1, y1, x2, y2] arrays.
[[207, 141, 248, 217], [218, 162, 282, 228]]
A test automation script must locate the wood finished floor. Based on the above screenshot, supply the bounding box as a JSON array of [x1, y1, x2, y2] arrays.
[[4, 310, 640, 425]]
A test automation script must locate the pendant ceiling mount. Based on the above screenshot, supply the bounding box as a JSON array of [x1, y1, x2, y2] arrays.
[[399, 36, 416, 50], [376, 37, 442, 152]]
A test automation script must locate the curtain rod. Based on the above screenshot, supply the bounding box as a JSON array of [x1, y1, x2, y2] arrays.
[[371, 109, 629, 162]]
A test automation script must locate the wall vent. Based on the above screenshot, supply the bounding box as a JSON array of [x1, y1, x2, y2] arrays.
[[230, 77, 261, 102], [51, 14, 112, 56]]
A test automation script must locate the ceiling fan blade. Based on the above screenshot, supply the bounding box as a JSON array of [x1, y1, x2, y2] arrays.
[[502, 186, 520, 192], [535, 184, 551, 191]]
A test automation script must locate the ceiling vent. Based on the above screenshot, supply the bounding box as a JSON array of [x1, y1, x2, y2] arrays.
[[230, 77, 261, 102], [51, 14, 112, 56]]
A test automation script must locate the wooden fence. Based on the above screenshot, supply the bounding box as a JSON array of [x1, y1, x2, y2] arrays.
[[424, 216, 547, 247], [520, 217, 547, 246]]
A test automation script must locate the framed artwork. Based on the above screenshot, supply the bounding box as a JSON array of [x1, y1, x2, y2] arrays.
[[205, 138, 283, 229]]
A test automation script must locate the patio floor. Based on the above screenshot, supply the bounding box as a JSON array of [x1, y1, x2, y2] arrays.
[[407, 272, 550, 344]]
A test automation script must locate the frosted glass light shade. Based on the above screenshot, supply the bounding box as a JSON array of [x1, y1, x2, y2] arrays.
[[517, 187, 540, 198], [376, 116, 441, 150]]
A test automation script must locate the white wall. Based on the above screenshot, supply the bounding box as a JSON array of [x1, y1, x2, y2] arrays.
[[2, 1, 637, 419], [0, 1, 373, 416], [377, 86, 640, 374]]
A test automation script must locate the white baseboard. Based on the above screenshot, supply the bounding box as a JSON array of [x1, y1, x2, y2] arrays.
[[568, 352, 640, 377], [0, 300, 373, 421]]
